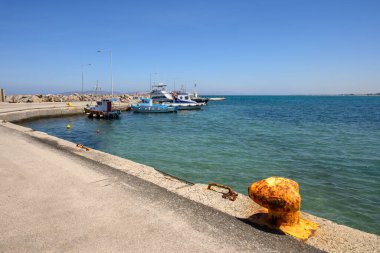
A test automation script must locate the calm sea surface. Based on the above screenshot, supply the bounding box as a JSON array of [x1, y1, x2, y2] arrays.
[[21, 96, 380, 235]]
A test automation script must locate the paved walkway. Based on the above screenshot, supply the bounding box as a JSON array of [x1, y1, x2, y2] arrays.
[[0, 124, 320, 252]]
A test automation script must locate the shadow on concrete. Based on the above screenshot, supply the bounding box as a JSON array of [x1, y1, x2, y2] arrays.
[[237, 213, 286, 236]]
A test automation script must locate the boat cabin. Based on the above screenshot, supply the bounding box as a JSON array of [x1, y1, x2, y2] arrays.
[[94, 98, 118, 112], [150, 83, 174, 102], [141, 98, 153, 106], [177, 94, 190, 100]]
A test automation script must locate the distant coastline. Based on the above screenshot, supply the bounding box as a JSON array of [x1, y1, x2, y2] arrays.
[[339, 93, 380, 96]]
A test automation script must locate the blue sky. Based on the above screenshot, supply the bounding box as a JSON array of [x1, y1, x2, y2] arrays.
[[0, 0, 379, 95]]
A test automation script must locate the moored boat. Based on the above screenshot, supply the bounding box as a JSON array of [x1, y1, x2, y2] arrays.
[[84, 98, 121, 119], [150, 83, 174, 103], [208, 97, 225, 101], [131, 98, 178, 113], [163, 91, 205, 110], [190, 92, 209, 104]]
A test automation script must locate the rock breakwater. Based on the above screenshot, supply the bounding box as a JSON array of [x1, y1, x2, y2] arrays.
[[5, 93, 133, 103]]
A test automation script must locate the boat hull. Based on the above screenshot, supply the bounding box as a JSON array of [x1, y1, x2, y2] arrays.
[[131, 105, 177, 113], [208, 97, 225, 101], [163, 102, 203, 110], [84, 107, 121, 119], [192, 97, 209, 104]]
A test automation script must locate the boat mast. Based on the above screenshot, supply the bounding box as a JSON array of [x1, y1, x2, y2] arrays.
[[94, 80, 102, 96]]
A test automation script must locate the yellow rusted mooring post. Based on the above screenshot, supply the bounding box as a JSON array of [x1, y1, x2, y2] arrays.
[[248, 176, 318, 240]]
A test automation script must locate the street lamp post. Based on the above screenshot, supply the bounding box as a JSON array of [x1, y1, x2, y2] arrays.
[[81, 64, 91, 100], [97, 49, 113, 97]]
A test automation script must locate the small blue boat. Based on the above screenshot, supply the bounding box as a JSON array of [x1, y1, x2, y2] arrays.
[[131, 98, 178, 113]]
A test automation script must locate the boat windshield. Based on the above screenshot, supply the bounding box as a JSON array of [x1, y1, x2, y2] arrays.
[[152, 84, 167, 91]]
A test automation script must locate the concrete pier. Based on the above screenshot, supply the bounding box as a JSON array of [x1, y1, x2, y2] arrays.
[[0, 102, 379, 252]]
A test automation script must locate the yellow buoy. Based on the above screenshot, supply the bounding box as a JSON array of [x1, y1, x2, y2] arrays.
[[66, 124, 71, 129]]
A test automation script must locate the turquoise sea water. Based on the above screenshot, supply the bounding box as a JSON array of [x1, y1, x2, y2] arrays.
[[21, 96, 380, 235]]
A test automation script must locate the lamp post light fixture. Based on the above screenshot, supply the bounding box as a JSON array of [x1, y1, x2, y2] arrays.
[[81, 64, 92, 100], [97, 49, 113, 97]]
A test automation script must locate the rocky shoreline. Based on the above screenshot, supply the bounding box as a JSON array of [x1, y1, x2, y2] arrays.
[[4, 93, 133, 103]]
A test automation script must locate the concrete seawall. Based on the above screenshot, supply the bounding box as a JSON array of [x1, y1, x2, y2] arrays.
[[0, 101, 130, 122], [0, 102, 379, 252], [1, 106, 83, 122], [0, 102, 89, 122]]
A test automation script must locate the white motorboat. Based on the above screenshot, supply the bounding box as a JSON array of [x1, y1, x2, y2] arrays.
[[163, 90, 205, 110], [150, 83, 173, 103]]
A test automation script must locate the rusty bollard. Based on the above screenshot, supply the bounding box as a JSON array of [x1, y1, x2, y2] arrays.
[[248, 177, 318, 240]]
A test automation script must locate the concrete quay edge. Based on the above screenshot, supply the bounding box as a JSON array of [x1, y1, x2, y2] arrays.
[[0, 102, 379, 253], [0, 102, 88, 122]]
